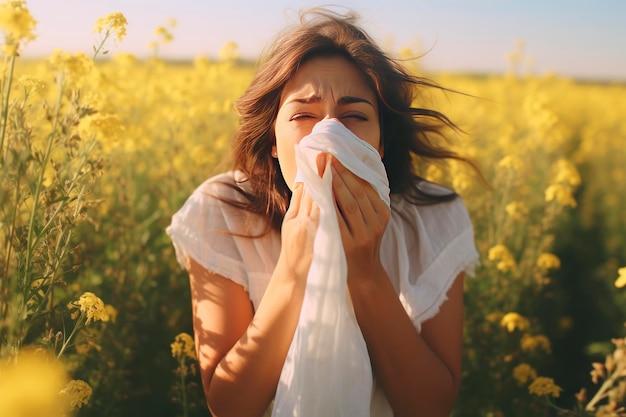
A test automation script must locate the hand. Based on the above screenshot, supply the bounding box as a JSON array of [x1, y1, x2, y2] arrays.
[[330, 157, 390, 284], [278, 182, 320, 281]]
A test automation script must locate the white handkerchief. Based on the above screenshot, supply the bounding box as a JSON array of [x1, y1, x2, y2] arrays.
[[273, 119, 389, 417]]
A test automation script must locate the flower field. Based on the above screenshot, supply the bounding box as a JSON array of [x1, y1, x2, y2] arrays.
[[1, 4, 625, 417]]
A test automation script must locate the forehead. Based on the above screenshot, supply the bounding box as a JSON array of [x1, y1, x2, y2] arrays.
[[281, 55, 376, 101]]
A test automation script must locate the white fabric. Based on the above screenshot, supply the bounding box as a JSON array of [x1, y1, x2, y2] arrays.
[[273, 119, 387, 417], [166, 133, 480, 416]]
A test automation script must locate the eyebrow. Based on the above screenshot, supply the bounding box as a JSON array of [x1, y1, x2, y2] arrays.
[[286, 95, 374, 107]]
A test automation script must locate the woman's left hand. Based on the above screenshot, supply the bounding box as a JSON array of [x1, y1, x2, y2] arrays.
[[329, 157, 390, 285]]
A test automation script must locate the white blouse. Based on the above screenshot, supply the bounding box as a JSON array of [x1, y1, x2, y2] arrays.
[[166, 169, 480, 415]]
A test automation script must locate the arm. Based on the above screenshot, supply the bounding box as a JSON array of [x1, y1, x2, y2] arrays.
[[330, 159, 464, 417], [188, 182, 318, 417]]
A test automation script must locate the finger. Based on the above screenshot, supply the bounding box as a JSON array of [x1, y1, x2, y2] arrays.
[[331, 161, 378, 221], [316, 152, 330, 177], [285, 182, 303, 219]]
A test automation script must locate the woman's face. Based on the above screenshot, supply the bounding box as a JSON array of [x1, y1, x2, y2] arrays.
[[273, 55, 381, 189]]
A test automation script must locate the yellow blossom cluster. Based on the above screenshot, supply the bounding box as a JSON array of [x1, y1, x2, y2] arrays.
[[521, 333, 551, 353], [488, 244, 516, 272], [171, 332, 197, 361], [544, 158, 581, 207], [505, 201, 529, 222], [77, 113, 126, 150], [536, 253, 561, 270], [0, 349, 69, 417], [528, 376, 562, 398], [0, 0, 36, 55], [500, 312, 530, 333], [614, 266, 626, 288], [16, 74, 45, 94], [93, 12, 128, 42], [60, 379, 92, 410], [513, 363, 537, 385], [48, 50, 94, 86], [67, 292, 110, 324]]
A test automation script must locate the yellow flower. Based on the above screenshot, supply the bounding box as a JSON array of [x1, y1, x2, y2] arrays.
[[500, 312, 529, 333], [60, 379, 92, 410], [0, 0, 37, 55], [48, 50, 94, 85], [545, 183, 577, 207], [513, 363, 537, 385], [552, 158, 581, 187], [497, 155, 523, 172], [528, 376, 562, 398], [171, 332, 197, 361], [536, 253, 561, 270], [93, 12, 128, 42], [488, 244, 516, 272], [68, 292, 109, 324], [154, 26, 173, 43], [219, 41, 240, 62], [0, 349, 69, 417], [78, 113, 125, 149], [505, 201, 529, 222], [614, 266, 626, 288], [521, 333, 551, 353], [16, 75, 45, 94]]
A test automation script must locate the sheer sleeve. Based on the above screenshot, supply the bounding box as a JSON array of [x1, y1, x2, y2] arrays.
[[384, 184, 480, 330], [166, 173, 251, 291]]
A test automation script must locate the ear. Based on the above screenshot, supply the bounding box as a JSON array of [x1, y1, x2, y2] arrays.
[[271, 144, 278, 158]]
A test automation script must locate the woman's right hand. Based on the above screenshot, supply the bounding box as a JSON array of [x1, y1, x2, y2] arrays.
[[278, 181, 320, 280]]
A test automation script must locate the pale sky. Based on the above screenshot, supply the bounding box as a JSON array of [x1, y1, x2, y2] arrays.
[[21, 0, 626, 81]]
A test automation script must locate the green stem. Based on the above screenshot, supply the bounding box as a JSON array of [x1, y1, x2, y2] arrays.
[[92, 29, 111, 61], [0, 54, 16, 161], [57, 313, 84, 359], [22, 74, 64, 290], [179, 358, 189, 417], [585, 360, 626, 412]]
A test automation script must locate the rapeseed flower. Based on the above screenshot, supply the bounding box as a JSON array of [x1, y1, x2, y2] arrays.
[[497, 155, 523, 173], [16, 74, 45, 94], [60, 379, 92, 409], [536, 253, 561, 270], [513, 363, 537, 385], [78, 113, 125, 149], [171, 332, 197, 361], [521, 333, 551, 353], [93, 12, 127, 42], [614, 266, 626, 288], [488, 244, 516, 272], [500, 312, 529, 333], [67, 292, 109, 324], [0, 0, 36, 56], [48, 50, 93, 85], [528, 376, 562, 398], [505, 201, 529, 222], [0, 349, 69, 417], [545, 183, 577, 207], [552, 158, 581, 187]]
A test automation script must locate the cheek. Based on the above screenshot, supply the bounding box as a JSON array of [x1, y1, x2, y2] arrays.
[[274, 124, 300, 190]]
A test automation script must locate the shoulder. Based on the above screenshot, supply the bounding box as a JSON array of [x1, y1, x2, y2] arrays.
[[391, 181, 473, 240], [190, 170, 252, 206]]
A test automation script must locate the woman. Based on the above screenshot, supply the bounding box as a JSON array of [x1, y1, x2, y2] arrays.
[[167, 8, 479, 417]]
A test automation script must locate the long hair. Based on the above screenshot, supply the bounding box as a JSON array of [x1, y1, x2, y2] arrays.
[[223, 8, 479, 232]]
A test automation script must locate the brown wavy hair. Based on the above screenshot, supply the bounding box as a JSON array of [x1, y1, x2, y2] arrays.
[[223, 8, 479, 232]]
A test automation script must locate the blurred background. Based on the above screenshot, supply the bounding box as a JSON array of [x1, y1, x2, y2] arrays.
[[1, 1, 625, 417]]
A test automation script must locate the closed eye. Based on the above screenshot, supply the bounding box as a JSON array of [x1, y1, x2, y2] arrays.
[[289, 113, 317, 121], [340, 113, 368, 121]]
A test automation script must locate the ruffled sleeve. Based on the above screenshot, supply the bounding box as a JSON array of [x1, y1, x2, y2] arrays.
[[166, 172, 251, 291], [384, 185, 480, 331]]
